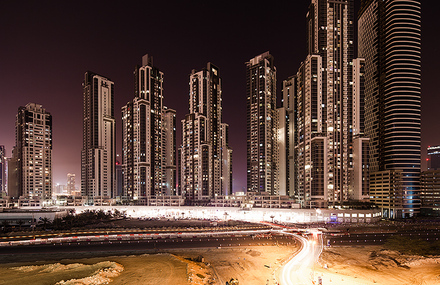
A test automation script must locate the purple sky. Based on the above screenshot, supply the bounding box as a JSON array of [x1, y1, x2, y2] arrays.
[[0, 1, 438, 190]]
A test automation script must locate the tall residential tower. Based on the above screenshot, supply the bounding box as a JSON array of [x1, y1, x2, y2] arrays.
[[0, 146, 5, 194], [81, 72, 116, 204], [294, 0, 357, 207], [122, 54, 176, 201], [359, 0, 421, 218], [246, 52, 277, 195], [180, 63, 232, 203], [276, 76, 296, 197], [13, 103, 52, 199]]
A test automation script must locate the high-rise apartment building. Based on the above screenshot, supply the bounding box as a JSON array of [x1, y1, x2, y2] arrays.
[[276, 77, 296, 197], [122, 55, 176, 201], [294, 0, 355, 208], [352, 58, 370, 201], [180, 63, 232, 203], [246, 52, 277, 194], [81, 71, 116, 204], [0, 146, 5, 194], [13, 103, 52, 199], [359, 0, 421, 218]]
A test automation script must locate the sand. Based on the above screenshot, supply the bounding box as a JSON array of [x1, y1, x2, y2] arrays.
[[315, 246, 440, 285], [0, 244, 296, 285], [1, 243, 439, 285]]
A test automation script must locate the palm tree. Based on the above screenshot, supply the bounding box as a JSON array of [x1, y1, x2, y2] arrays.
[[224, 212, 229, 221], [41, 217, 50, 230], [1, 220, 9, 232], [17, 220, 24, 231]]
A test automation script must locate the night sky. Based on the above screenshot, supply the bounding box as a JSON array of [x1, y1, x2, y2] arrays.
[[1, 1, 438, 191]]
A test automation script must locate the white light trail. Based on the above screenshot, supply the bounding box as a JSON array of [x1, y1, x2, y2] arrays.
[[280, 231, 323, 285]]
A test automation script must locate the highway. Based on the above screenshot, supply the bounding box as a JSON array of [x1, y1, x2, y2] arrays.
[[326, 228, 440, 246], [0, 232, 299, 264]]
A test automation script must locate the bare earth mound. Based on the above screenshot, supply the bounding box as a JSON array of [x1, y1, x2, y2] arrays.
[[3, 261, 123, 285]]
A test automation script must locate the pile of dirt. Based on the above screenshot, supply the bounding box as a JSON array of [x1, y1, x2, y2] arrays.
[[10, 261, 124, 285], [367, 250, 410, 270], [172, 254, 215, 284], [245, 249, 262, 257], [56, 262, 124, 285]]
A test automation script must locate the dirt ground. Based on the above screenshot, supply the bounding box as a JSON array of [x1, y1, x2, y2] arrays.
[[0, 245, 297, 285], [0, 254, 189, 285], [315, 246, 440, 285], [169, 245, 298, 285], [1, 242, 439, 284]]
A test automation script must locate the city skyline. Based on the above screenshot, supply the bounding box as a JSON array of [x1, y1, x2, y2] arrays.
[[1, 1, 438, 192]]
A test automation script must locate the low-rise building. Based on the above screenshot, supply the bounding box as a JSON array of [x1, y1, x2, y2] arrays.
[[420, 169, 440, 216]]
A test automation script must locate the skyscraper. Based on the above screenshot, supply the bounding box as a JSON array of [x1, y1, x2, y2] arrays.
[[0, 146, 6, 194], [180, 63, 232, 203], [359, 0, 421, 218], [276, 77, 296, 197], [246, 52, 277, 194], [81, 71, 116, 204], [352, 58, 370, 201], [122, 54, 176, 201], [14, 103, 52, 199], [294, 0, 355, 207]]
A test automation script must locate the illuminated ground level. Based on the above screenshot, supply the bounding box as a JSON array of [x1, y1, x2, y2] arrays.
[[65, 206, 382, 224]]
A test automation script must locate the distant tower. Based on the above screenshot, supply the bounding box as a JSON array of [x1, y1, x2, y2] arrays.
[[246, 52, 277, 194], [421, 145, 440, 216], [0, 146, 5, 194], [14, 103, 53, 199], [81, 71, 116, 204], [427, 146, 440, 170], [122, 54, 176, 200], [115, 161, 123, 197], [359, 0, 422, 218], [67, 173, 75, 194], [180, 63, 232, 203], [7, 148, 19, 197]]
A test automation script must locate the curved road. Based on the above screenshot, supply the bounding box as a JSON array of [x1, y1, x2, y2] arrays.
[[280, 231, 323, 285]]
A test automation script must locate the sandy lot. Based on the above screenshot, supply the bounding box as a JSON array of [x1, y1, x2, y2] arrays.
[[169, 245, 298, 285], [0, 244, 297, 285], [1, 243, 439, 284], [315, 246, 440, 285]]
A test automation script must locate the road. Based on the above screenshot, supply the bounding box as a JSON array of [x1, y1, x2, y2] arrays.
[[0, 234, 298, 264], [326, 229, 440, 246], [280, 231, 323, 285]]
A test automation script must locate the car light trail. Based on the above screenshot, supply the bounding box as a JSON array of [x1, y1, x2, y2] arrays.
[[280, 231, 323, 285]]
